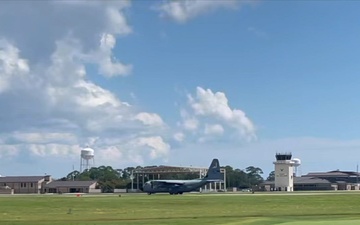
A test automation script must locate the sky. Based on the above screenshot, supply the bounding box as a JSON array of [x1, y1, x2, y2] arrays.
[[1, 0, 360, 179]]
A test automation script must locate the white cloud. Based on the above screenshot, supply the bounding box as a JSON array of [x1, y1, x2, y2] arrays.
[[0, 1, 171, 168], [0, 145, 19, 159], [97, 146, 124, 164], [93, 33, 133, 77], [173, 132, 185, 142], [134, 112, 164, 126], [182, 118, 199, 131], [185, 87, 256, 141], [29, 144, 79, 157], [0, 39, 30, 93], [105, 5, 133, 35], [0, 1, 132, 76], [11, 132, 78, 145], [133, 136, 170, 160], [177, 109, 199, 131], [204, 124, 224, 136], [156, 0, 241, 23]]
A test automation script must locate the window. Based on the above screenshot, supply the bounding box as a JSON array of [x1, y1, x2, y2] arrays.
[[31, 183, 33, 188]]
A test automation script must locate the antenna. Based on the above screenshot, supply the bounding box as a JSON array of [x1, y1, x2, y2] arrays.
[[357, 163, 359, 184]]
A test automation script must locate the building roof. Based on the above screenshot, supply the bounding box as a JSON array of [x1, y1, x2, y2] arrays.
[[294, 176, 331, 184], [303, 170, 360, 178], [0, 176, 46, 183], [44, 180, 97, 188], [262, 176, 331, 185]]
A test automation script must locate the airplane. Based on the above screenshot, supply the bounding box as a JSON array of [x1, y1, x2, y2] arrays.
[[142, 158, 223, 195]]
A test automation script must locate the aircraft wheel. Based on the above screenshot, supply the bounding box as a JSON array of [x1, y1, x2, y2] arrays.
[[179, 192, 183, 195], [147, 192, 152, 195], [169, 192, 173, 195]]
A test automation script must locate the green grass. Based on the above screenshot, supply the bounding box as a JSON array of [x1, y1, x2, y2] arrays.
[[1, 192, 360, 224]]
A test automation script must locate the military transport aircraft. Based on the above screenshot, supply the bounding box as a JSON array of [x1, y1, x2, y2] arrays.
[[142, 158, 223, 195]]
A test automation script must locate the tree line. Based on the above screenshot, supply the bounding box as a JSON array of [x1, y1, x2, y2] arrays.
[[59, 165, 275, 192]]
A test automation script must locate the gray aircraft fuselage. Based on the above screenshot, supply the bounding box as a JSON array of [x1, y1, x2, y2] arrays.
[[143, 179, 214, 194]]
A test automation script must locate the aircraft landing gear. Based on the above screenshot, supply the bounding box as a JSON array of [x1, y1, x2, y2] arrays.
[[147, 192, 152, 195]]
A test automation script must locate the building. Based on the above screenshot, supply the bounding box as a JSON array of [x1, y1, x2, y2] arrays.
[[301, 170, 360, 191], [132, 165, 226, 192], [260, 152, 360, 192], [273, 153, 295, 192], [0, 175, 100, 194], [302, 170, 360, 184], [261, 176, 333, 191], [293, 176, 333, 191], [0, 175, 52, 194], [43, 180, 99, 194], [261, 170, 360, 192]]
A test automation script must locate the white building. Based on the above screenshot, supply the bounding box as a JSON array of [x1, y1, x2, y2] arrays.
[[273, 153, 294, 192]]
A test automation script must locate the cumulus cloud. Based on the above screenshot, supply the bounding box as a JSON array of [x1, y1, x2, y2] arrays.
[[88, 33, 133, 77], [0, 1, 171, 167], [204, 124, 224, 136], [29, 144, 80, 157], [182, 118, 199, 131], [134, 136, 170, 160], [173, 132, 185, 142], [134, 112, 165, 126], [178, 87, 256, 142], [156, 0, 246, 23], [10, 132, 78, 145], [177, 109, 199, 131], [0, 145, 20, 159], [0, 39, 30, 93], [0, 1, 132, 77]]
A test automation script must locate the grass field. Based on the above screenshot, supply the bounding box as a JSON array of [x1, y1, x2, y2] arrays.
[[1, 192, 360, 225]]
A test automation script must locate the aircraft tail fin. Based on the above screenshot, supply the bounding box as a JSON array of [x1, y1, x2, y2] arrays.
[[204, 158, 223, 181]]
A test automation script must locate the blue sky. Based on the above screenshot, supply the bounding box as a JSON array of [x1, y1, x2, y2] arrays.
[[1, 0, 360, 179]]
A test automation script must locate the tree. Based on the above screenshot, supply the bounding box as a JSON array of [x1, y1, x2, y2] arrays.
[[223, 166, 234, 188], [245, 166, 264, 186], [65, 170, 81, 181], [62, 166, 128, 192], [122, 167, 135, 179], [222, 166, 249, 188], [59, 163, 267, 193], [266, 171, 275, 181]]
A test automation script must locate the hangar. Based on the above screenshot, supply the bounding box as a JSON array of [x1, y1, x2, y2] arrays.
[[131, 165, 226, 192]]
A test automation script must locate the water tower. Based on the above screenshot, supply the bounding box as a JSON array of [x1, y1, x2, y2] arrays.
[[291, 158, 301, 177], [273, 153, 294, 192], [80, 147, 95, 172]]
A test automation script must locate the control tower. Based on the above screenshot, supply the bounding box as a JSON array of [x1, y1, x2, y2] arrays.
[[273, 153, 294, 192]]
